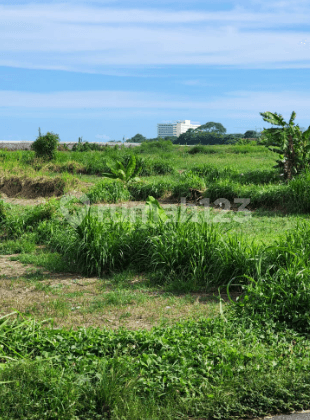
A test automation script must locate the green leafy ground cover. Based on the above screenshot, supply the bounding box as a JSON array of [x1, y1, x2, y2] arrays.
[[1, 143, 310, 418]]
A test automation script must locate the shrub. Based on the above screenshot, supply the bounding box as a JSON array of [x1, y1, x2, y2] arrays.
[[31, 131, 60, 161]]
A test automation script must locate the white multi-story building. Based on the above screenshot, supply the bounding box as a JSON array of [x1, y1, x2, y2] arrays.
[[157, 120, 200, 138]]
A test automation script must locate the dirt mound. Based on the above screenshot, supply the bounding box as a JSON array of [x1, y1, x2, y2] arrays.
[[0, 176, 65, 199]]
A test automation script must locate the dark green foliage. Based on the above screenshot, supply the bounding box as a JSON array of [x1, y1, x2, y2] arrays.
[[127, 133, 146, 143], [31, 131, 60, 161], [244, 130, 259, 138], [197, 121, 227, 134], [176, 130, 226, 145], [175, 131, 244, 145]]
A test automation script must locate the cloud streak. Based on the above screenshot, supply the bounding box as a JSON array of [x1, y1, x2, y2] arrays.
[[1, 89, 309, 119], [1, 3, 310, 71]]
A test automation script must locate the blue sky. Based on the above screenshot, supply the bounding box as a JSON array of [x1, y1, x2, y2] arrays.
[[1, 0, 310, 141]]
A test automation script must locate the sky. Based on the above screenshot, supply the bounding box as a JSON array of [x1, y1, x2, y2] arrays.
[[1, 0, 310, 141]]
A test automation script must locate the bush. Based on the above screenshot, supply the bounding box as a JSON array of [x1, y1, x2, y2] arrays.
[[31, 131, 60, 161]]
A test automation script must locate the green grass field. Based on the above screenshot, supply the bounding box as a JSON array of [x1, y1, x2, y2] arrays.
[[1, 142, 310, 419]]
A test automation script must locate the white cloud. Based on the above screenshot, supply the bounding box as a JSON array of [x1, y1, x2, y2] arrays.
[[0, 3, 310, 70]]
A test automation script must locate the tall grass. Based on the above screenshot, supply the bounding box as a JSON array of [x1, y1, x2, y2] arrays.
[[172, 171, 206, 198], [202, 170, 310, 212], [87, 179, 131, 203], [128, 179, 172, 200], [190, 164, 281, 184], [38, 206, 310, 291], [188, 144, 271, 155]]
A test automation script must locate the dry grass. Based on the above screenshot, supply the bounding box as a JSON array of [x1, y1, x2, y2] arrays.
[[0, 255, 227, 330]]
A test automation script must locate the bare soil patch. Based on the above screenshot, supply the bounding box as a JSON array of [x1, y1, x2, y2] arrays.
[[0, 176, 65, 199]]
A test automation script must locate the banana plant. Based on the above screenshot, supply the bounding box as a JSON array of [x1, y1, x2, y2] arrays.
[[102, 155, 141, 183], [145, 195, 168, 225], [260, 111, 310, 179]]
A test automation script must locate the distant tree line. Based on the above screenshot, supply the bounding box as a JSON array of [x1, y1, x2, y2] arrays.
[[127, 123, 260, 145]]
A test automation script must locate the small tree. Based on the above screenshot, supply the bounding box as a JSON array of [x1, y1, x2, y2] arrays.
[[260, 111, 310, 179], [127, 133, 146, 143], [31, 129, 60, 161], [244, 130, 258, 139], [196, 122, 226, 135]]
